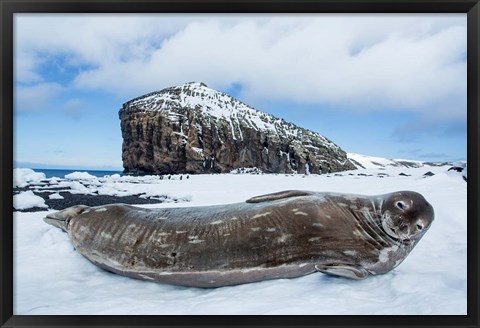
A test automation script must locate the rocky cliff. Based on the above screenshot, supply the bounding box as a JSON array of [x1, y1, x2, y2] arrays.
[[119, 82, 356, 175]]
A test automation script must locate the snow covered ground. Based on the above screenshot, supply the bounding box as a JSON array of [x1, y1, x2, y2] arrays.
[[13, 165, 467, 315]]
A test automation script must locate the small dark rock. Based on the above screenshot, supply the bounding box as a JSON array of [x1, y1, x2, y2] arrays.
[[448, 166, 464, 173]]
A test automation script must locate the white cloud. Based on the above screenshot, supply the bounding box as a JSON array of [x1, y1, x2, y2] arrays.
[[14, 83, 92, 119], [14, 82, 63, 112], [15, 14, 466, 118], [14, 49, 44, 82]]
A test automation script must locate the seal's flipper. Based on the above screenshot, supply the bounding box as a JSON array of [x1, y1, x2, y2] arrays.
[[315, 264, 370, 280], [43, 205, 89, 232], [246, 190, 313, 203]]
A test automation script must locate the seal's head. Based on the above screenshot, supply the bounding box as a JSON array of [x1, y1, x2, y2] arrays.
[[44, 205, 89, 232], [381, 191, 434, 243]]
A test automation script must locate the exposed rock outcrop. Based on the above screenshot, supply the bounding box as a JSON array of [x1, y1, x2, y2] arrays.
[[119, 82, 356, 175]]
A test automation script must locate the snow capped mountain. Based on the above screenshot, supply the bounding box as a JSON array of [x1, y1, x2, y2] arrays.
[[123, 82, 338, 148], [119, 82, 355, 175], [120, 82, 458, 176], [347, 152, 454, 169]]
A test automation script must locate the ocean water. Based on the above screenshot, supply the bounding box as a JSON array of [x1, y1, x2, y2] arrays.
[[32, 168, 123, 179]]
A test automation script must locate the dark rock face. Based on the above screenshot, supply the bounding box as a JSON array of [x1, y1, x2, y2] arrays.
[[119, 82, 356, 175]]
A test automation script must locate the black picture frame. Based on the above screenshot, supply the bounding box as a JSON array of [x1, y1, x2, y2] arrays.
[[1, 0, 478, 327]]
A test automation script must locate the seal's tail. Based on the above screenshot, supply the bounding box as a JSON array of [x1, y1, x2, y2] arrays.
[[43, 205, 89, 232]]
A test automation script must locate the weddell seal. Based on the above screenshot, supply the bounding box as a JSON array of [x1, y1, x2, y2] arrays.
[[43, 190, 434, 287]]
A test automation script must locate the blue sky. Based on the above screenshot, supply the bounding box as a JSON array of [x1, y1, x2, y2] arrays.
[[14, 14, 467, 170]]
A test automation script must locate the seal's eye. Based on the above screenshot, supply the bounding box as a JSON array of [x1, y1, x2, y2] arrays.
[[396, 201, 406, 210], [416, 224, 424, 230]]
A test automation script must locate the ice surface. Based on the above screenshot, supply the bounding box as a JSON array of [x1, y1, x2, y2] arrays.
[[48, 193, 64, 200], [65, 171, 97, 180], [13, 190, 47, 210], [13, 168, 46, 188], [13, 165, 467, 315]]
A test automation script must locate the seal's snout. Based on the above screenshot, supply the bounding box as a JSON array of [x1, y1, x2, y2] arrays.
[[44, 212, 72, 232], [43, 205, 89, 232], [382, 191, 434, 242]]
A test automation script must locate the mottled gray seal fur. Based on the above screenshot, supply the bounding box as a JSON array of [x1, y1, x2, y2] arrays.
[[44, 190, 434, 287]]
